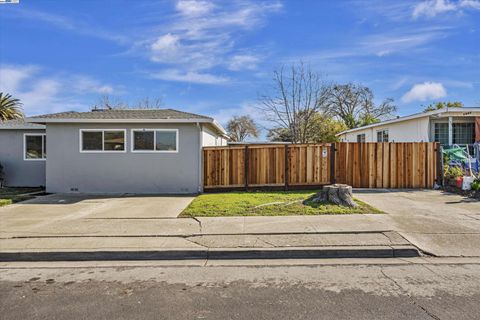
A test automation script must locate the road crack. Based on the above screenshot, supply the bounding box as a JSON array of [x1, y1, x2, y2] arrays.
[[380, 267, 441, 320], [190, 217, 203, 233]]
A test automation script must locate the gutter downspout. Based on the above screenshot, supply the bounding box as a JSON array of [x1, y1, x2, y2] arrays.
[[196, 123, 203, 193]]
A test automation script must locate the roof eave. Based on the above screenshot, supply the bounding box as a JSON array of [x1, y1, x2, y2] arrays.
[[25, 117, 228, 135], [336, 107, 480, 136], [0, 126, 45, 130]]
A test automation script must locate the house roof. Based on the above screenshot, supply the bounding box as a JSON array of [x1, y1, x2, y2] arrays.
[[29, 108, 212, 120], [337, 107, 480, 136], [0, 119, 45, 130], [26, 108, 226, 135]]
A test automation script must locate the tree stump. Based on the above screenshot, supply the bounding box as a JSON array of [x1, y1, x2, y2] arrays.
[[307, 184, 358, 207]]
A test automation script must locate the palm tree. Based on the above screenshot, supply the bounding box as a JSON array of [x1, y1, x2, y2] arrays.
[[0, 93, 24, 121]]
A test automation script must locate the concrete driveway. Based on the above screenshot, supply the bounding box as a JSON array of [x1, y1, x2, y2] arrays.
[[0, 194, 195, 239], [354, 190, 480, 257]]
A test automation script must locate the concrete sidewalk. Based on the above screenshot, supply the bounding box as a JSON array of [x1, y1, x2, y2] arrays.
[[0, 231, 419, 261], [1, 190, 479, 260]]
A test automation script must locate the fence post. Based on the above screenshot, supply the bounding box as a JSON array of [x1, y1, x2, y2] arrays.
[[330, 143, 336, 185], [436, 143, 443, 186], [244, 145, 249, 191], [284, 144, 289, 191]]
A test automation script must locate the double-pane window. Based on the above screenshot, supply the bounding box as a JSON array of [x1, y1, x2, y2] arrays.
[[132, 129, 178, 152], [81, 130, 125, 152]]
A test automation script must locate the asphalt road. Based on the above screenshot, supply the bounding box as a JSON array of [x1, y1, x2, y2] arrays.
[[1, 259, 480, 319]]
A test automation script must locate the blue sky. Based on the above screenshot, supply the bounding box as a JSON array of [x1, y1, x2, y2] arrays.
[[0, 0, 479, 128]]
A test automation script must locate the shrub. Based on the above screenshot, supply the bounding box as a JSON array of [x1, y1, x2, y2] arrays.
[[444, 165, 463, 180], [472, 179, 480, 191]]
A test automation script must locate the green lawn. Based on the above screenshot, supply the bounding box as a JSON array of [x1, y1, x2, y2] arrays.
[[181, 190, 382, 217], [0, 187, 43, 207]]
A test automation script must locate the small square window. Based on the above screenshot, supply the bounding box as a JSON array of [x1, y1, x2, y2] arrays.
[[357, 134, 366, 143], [25, 134, 46, 160], [156, 131, 177, 151], [104, 131, 125, 151], [133, 131, 155, 150], [82, 131, 103, 151], [377, 130, 389, 142]]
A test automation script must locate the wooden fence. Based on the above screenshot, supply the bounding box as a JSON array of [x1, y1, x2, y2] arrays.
[[203, 142, 439, 190], [335, 142, 439, 188]]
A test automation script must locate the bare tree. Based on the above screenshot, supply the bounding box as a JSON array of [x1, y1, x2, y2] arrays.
[[93, 95, 163, 110], [136, 96, 163, 109], [258, 62, 331, 143], [324, 83, 396, 129], [226, 115, 260, 142]]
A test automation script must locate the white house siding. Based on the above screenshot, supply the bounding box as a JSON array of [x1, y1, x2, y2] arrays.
[[202, 125, 227, 146], [340, 117, 430, 143]]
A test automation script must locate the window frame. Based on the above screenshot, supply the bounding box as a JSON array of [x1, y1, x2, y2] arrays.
[[131, 129, 179, 153], [453, 122, 475, 145], [376, 129, 389, 142], [433, 122, 449, 145], [23, 133, 47, 161], [357, 134, 366, 143], [79, 129, 127, 153]]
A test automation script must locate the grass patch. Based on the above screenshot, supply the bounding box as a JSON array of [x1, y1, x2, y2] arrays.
[[0, 187, 42, 207], [181, 190, 382, 217]]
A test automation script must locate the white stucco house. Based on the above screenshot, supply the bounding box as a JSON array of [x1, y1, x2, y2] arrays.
[[337, 107, 480, 145]]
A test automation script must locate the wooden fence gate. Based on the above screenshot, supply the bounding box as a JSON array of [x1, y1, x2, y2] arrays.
[[203, 142, 439, 190]]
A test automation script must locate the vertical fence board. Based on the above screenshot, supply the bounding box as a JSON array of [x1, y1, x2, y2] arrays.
[[390, 144, 397, 188]]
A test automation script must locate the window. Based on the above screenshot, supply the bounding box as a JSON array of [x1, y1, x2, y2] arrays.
[[132, 129, 178, 152], [453, 123, 475, 145], [133, 131, 154, 150], [80, 129, 126, 152], [357, 134, 366, 143], [434, 122, 475, 145], [434, 123, 449, 145], [376, 129, 389, 142], [24, 134, 46, 160]]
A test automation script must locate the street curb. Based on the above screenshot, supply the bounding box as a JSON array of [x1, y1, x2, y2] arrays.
[[0, 246, 420, 261]]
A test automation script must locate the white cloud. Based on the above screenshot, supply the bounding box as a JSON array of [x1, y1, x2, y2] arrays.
[[71, 75, 115, 94], [0, 65, 38, 94], [211, 101, 268, 127], [412, 0, 480, 18], [401, 82, 447, 102], [175, 0, 215, 16], [0, 65, 118, 115], [150, 69, 229, 84], [228, 54, 260, 71], [413, 0, 456, 18], [361, 26, 451, 56], [19, 79, 62, 108], [299, 26, 451, 62], [150, 33, 181, 63], [460, 0, 480, 9], [142, 1, 282, 83]]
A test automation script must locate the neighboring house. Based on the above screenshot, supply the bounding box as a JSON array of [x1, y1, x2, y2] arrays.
[[337, 107, 480, 145], [0, 119, 46, 187], [22, 109, 227, 194]]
